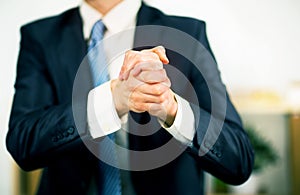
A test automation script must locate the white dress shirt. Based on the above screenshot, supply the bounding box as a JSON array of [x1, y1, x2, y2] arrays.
[[83, 0, 195, 146]]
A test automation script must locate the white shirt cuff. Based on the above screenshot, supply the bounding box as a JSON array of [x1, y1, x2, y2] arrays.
[[87, 81, 124, 138], [158, 94, 195, 147]]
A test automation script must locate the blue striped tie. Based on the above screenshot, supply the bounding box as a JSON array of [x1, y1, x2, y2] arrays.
[[88, 20, 122, 195]]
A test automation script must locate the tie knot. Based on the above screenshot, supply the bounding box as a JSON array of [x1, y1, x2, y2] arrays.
[[89, 20, 106, 50]]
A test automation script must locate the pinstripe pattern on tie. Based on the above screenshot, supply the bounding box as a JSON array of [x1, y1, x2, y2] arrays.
[[88, 20, 109, 86], [88, 20, 122, 195]]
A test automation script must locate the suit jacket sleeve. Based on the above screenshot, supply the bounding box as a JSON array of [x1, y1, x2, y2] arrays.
[[185, 21, 254, 185], [6, 25, 86, 171]]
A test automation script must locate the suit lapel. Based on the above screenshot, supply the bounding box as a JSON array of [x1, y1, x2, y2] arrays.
[[136, 2, 162, 26]]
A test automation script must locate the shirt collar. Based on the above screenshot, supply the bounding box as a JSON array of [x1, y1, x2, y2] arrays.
[[80, 0, 142, 40]]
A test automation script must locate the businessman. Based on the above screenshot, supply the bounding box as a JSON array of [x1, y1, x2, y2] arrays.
[[6, 0, 254, 194]]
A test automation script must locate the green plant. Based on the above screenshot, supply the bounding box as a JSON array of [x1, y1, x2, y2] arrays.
[[245, 125, 279, 173]]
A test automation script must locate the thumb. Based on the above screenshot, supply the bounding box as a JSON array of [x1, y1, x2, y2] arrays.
[[149, 46, 169, 64]]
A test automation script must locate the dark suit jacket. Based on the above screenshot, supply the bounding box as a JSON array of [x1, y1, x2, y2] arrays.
[[7, 3, 254, 195]]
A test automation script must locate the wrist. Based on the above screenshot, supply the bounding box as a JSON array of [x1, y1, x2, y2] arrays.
[[111, 79, 128, 117], [164, 91, 178, 127]]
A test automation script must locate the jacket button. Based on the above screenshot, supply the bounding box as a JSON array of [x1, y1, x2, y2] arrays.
[[63, 131, 69, 137], [216, 152, 222, 158], [52, 137, 58, 142], [211, 148, 217, 154], [204, 140, 210, 149], [67, 127, 75, 135], [57, 133, 63, 140]]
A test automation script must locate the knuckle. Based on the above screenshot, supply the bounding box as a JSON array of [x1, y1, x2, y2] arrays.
[[162, 78, 171, 88], [125, 50, 138, 59], [125, 50, 131, 58], [135, 103, 146, 111], [150, 52, 159, 59], [158, 95, 165, 103], [135, 55, 144, 63], [132, 104, 140, 112], [158, 46, 165, 52], [157, 69, 166, 78], [167, 78, 171, 85], [128, 82, 137, 92], [153, 85, 163, 95], [129, 93, 137, 102], [155, 61, 163, 69]]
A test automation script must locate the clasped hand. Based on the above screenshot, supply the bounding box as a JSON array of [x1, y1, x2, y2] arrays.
[[111, 46, 178, 126]]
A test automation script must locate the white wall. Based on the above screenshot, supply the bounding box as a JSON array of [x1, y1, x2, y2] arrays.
[[1, 0, 299, 194]]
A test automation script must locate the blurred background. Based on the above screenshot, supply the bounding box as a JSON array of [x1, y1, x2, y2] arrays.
[[1, 0, 299, 194]]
